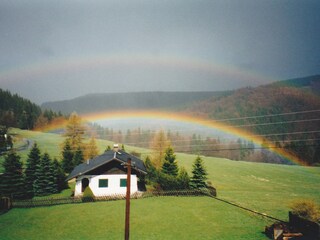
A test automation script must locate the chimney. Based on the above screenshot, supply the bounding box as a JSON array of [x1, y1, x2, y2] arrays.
[[113, 144, 119, 152]]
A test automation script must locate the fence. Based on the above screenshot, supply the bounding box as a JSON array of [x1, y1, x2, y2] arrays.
[[11, 189, 214, 208]]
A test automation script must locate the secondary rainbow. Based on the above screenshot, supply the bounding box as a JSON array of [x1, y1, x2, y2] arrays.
[[0, 54, 271, 85]]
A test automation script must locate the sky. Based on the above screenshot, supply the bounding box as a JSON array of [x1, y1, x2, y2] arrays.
[[0, 0, 319, 104]]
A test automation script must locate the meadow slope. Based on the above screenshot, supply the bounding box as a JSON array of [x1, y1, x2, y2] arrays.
[[0, 129, 319, 239]]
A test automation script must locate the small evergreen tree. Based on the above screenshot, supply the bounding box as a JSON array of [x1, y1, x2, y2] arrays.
[[161, 146, 178, 176], [52, 159, 68, 192], [145, 156, 158, 184], [25, 143, 41, 198], [190, 156, 208, 189], [61, 139, 74, 174], [34, 153, 56, 196], [177, 167, 190, 189], [73, 146, 84, 166], [0, 151, 27, 199], [46, 154, 58, 194]]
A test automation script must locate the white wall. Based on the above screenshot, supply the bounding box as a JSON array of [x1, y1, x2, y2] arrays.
[[75, 174, 138, 197]]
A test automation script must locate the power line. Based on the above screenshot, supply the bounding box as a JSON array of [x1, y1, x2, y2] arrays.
[[211, 109, 320, 123], [232, 118, 320, 128]]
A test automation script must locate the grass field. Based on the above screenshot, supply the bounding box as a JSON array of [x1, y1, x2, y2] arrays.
[[0, 129, 319, 239], [0, 197, 272, 240]]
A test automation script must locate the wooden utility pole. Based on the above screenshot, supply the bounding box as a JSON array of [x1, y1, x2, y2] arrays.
[[124, 158, 131, 240]]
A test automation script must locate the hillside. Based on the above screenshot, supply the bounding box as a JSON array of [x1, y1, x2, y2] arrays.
[[0, 129, 319, 239], [271, 74, 320, 94], [41, 91, 231, 114], [183, 76, 320, 165], [41, 75, 320, 116], [40, 75, 320, 165]]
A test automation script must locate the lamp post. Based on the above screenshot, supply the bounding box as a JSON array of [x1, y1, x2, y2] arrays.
[[124, 158, 132, 240]]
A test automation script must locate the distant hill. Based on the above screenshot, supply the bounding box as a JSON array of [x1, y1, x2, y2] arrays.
[[186, 75, 320, 120], [41, 91, 232, 114], [183, 75, 320, 165], [271, 74, 320, 94]]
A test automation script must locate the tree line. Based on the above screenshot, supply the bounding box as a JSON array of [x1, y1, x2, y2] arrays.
[[0, 112, 100, 199], [0, 144, 68, 199]]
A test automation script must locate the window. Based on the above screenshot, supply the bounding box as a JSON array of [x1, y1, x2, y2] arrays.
[[120, 179, 127, 187], [99, 179, 108, 188]]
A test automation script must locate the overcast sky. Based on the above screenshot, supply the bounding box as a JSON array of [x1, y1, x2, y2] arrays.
[[0, 0, 319, 104]]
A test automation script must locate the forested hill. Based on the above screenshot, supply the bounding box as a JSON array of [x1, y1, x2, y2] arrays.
[[185, 75, 320, 120], [184, 75, 320, 165], [271, 74, 320, 94], [41, 91, 231, 114], [0, 89, 41, 129]]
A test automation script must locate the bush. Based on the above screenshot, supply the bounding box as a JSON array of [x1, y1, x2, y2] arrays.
[[82, 187, 95, 202], [158, 173, 179, 190], [289, 199, 320, 222]]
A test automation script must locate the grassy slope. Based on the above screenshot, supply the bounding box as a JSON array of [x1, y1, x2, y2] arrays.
[[0, 130, 319, 239]]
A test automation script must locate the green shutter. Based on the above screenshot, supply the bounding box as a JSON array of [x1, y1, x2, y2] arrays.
[[120, 179, 127, 187], [99, 179, 108, 188]]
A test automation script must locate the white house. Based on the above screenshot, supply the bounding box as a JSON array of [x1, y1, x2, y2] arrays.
[[66, 146, 147, 197]]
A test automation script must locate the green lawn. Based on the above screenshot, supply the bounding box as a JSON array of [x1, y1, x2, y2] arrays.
[[0, 197, 272, 240], [176, 153, 320, 220], [0, 129, 319, 239]]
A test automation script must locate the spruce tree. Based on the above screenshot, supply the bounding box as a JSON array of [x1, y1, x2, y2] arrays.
[[190, 156, 208, 189], [34, 153, 56, 196], [73, 146, 84, 166], [145, 156, 158, 183], [61, 139, 74, 174], [44, 153, 57, 194], [161, 147, 178, 176], [52, 159, 68, 192], [0, 151, 27, 199], [25, 143, 41, 198]]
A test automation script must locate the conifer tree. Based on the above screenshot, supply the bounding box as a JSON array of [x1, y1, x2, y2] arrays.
[[177, 167, 190, 189], [0, 151, 27, 199], [161, 146, 178, 176], [25, 143, 41, 198], [34, 153, 56, 196], [61, 139, 74, 174], [52, 159, 68, 192], [144, 156, 158, 183], [190, 156, 208, 189], [73, 146, 84, 166]]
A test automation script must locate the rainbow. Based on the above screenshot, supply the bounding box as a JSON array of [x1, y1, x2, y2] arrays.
[[38, 110, 306, 166], [0, 54, 272, 85]]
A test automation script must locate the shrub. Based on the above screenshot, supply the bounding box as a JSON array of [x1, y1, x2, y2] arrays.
[[82, 187, 95, 202], [289, 199, 320, 222]]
